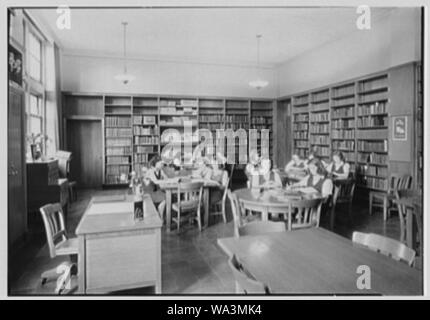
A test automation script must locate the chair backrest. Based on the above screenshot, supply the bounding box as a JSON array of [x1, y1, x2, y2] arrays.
[[289, 198, 323, 229], [176, 181, 204, 208], [228, 254, 269, 294], [238, 220, 286, 237], [56, 150, 72, 178], [388, 174, 412, 193], [395, 189, 420, 220], [352, 231, 416, 266], [333, 178, 356, 205], [39, 203, 68, 258], [227, 189, 243, 238]]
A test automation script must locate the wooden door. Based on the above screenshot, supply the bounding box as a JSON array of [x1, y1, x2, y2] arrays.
[[66, 119, 103, 188], [8, 85, 27, 245]]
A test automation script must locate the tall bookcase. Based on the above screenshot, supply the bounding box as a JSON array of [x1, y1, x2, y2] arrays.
[[198, 98, 225, 158], [225, 99, 249, 165], [292, 94, 310, 158], [250, 100, 273, 159], [104, 95, 133, 185], [310, 89, 330, 161]]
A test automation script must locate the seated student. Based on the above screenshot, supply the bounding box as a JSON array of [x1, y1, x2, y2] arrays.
[[257, 158, 283, 188], [288, 158, 333, 198], [205, 156, 229, 205], [285, 153, 307, 172], [245, 150, 262, 188], [143, 155, 169, 215], [325, 151, 350, 180], [191, 156, 211, 178]]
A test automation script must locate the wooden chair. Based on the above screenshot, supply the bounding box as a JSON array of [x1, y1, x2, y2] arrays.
[[171, 181, 204, 232], [210, 176, 230, 224], [369, 174, 412, 221], [395, 189, 422, 253], [56, 150, 77, 202], [352, 231, 416, 267], [289, 198, 323, 230], [227, 189, 258, 238], [39, 203, 78, 291], [238, 221, 286, 237], [330, 178, 356, 229], [228, 254, 270, 294]]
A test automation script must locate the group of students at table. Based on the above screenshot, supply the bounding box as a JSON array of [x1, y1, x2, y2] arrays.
[[245, 150, 351, 198]]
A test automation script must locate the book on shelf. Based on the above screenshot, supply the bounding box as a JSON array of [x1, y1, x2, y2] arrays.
[[310, 112, 329, 122], [106, 138, 132, 147], [357, 116, 387, 128], [294, 114, 309, 122], [357, 152, 387, 165], [332, 129, 354, 139], [357, 140, 388, 153], [310, 124, 329, 134], [134, 145, 155, 153], [332, 96, 355, 106], [332, 84, 355, 98], [358, 102, 387, 116], [359, 76, 388, 92], [332, 119, 354, 129], [106, 146, 132, 156], [105, 127, 132, 137], [332, 140, 355, 150], [134, 136, 159, 145], [106, 156, 130, 165], [105, 116, 132, 127], [293, 123, 309, 131], [358, 91, 388, 103], [332, 107, 354, 118], [294, 132, 308, 139], [311, 135, 330, 145], [312, 91, 329, 102], [199, 115, 224, 122], [133, 125, 158, 135]]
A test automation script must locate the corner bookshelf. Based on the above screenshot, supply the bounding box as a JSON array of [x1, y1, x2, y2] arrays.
[[415, 63, 423, 189], [198, 98, 225, 157], [250, 100, 273, 159], [331, 82, 356, 172], [159, 97, 198, 164], [292, 94, 310, 158], [310, 89, 330, 161], [104, 95, 133, 186], [225, 99, 249, 165], [132, 96, 160, 174], [356, 73, 389, 191]]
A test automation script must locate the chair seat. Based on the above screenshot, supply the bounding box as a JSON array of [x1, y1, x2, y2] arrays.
[[56, 237, 79, 256], [172, 200, 200, 212]]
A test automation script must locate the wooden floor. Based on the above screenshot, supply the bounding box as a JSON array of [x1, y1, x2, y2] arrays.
[[9, 186, 407, 295]]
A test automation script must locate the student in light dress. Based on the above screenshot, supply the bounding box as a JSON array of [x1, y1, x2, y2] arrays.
[[288, 158, 333, 198], [205, 156, 229, 206], [257, 158, 283, 188], [325, 151, 350, 180]]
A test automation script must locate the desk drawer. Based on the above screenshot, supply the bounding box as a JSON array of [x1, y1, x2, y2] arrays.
[[85, 232, 156, 292]]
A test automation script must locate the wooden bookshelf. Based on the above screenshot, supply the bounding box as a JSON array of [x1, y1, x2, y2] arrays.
[[331, 82, 356, 172], [310, 89, 330, 160], [198, 98, 225, 158], [225, 99, 249, 166], [415, 63, 423, 189], [250, 100, 273, 159], [292, 94, 310, 158], [104, 95, 133, 186]]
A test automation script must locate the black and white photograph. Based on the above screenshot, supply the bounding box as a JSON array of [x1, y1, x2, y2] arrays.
[[2, 0, 428, 301]]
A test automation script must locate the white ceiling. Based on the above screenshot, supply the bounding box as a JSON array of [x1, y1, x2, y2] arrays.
[[30, 7, 395, 67]]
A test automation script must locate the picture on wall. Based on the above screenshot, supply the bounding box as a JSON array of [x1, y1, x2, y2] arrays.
[[8, 44, 23, 86], [393, 116, 407, 141]]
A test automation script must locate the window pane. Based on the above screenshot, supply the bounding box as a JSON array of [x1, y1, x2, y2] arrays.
[[29, 55, 41, 81], [30, 116, 42, 135], [29, 94, 40, 115], [28, 32, 41, 60]]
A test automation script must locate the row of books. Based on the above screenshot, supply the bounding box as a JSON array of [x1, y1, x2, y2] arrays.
[[294, 132, 308, 139], [332, 96, 355, 107], [106, 138, 132, 147], [310, 124, 329, 133], [293, 123, 309, 131], [106, 146, 132, 156], [200, 124, 223, 131], [332, 119, 354, 129], [106, 156, 130, 165], [332, 140, 355, 150], [133, 115, 157, 125], [199, 115, 224, 122], [133, 126, 158, 135], [332, 129, 354, 139], [332, 107, 354, 118], [341, 151, 355, 162], [363, 165, 388, 177], [357, 116, 387, 128], [106, 127, 132, 137], [160, 118, 198, 126], [313, 146, 330, 157], [225, 123, 249, 130], [251, 111, 272, 117], [357, 152, 387, 165], [358, 102, 387, 116], [294, 141, 309, 148], [294, 114, 309, 122], [225, 115, 248, 122], [358, 176, 388, 190], [134, 136, 159, 145], [105, 174, 129, 185], [310, 112, 329, 122], [359, 76, 388, 92], [134, 146, 155, 153], [106, 165, 131, 175], [358, 91, 388, 104], [251, 125, 271, 130], [357, 140, 388, 152], [332, 84, 355, 98], [134, 153, 151, 163], [106, 116, 132, 127], [311, 135, 330, 145], [312, 91, 329, 102], [251, 117, 271, 124]]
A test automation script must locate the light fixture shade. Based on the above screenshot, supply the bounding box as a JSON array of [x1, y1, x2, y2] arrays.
[[114, 73, 136, 84], [249, 79, 269, 90]]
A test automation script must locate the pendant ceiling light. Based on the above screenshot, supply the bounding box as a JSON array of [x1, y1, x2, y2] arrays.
[[249, 34, 268, 90], [115, 22, 135, 84]]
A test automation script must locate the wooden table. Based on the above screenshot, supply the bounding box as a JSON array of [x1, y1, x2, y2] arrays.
[[159, 177, 220, 232], [218, 228, 422, 295], [76, 194, 163, 294], [278, 171, 305, 186], [234, 188, 323, 230]]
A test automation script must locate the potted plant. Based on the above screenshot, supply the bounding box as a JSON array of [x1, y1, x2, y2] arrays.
[[26, 133, 49, 161]]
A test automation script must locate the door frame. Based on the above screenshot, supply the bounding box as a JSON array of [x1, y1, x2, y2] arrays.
[[63, 116, 104, 186]]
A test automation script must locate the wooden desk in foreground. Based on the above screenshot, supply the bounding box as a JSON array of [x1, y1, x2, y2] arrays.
[[76, 194, 162, 294], [218, 228, 422, 295]]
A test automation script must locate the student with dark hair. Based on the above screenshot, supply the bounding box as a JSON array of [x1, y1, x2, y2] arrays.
[[143, 154, 168, 216], [288, 158, 333, 197], [285, 153, 306, 172], [326, 151, 350, 180]]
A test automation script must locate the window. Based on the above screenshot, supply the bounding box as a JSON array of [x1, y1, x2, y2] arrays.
[[27, 31, 42, 81], [28, 94, 44, 136]]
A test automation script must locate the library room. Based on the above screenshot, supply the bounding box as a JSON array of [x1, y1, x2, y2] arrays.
[[7, 6, 424, 296]]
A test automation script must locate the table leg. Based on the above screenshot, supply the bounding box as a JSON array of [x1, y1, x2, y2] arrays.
[[166, 190, 172, 233], [204, 188, 209, 229], [406, 207, 413, 248], [262, 207, 268, 221], [287, 211, 292, 231]]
